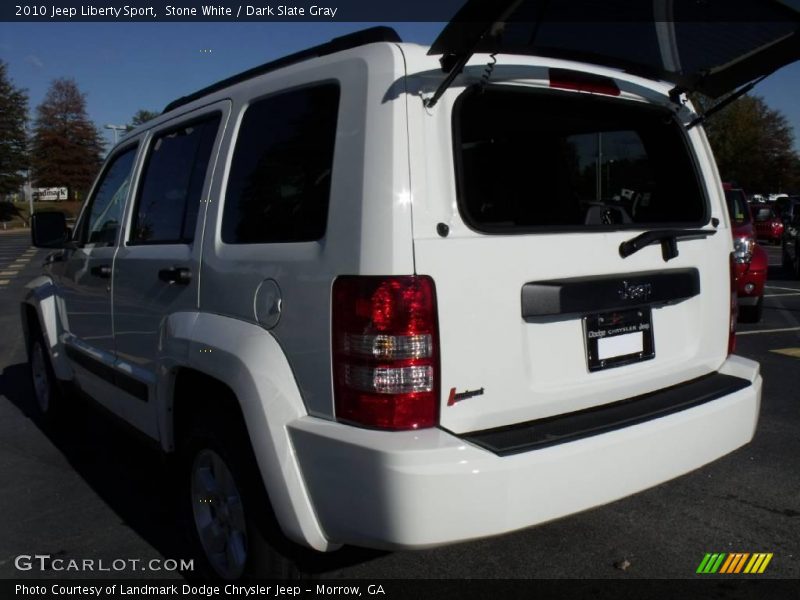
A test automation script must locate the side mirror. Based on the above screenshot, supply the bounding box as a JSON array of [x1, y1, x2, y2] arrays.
[[31, 211, 69, 248]]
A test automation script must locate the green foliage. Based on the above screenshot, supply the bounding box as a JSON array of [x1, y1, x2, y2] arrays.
[[701, 94, 800, 193], [0, 61, 29, 196], [29, 78, 104, 201], [126, 109, 160, 131], [0, 201, 25, 223]]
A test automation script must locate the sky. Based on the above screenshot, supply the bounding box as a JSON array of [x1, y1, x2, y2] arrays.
[[1, 21, 800, 152]]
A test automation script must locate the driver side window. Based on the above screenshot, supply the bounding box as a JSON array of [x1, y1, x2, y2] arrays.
[[75, 145, 138, 247]]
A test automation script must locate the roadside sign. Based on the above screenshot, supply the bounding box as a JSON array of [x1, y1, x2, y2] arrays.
[[33, 187, 68, 201]]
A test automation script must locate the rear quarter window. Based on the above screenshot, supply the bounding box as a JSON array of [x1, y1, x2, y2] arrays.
[[453, 87, 707, 233], [222, 83, 340, 244]]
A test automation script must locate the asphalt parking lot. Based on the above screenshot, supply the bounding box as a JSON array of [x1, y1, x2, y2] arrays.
[[0, 229, 798, 581]]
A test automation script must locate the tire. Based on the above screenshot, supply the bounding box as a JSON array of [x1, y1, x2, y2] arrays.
[[28, 324, 62, 423], [738, 297, 763, 323], [782, 248, 792, 273], [181, 413, 314, 580]]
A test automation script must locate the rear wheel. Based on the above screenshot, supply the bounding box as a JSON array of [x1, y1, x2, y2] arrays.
[[190, 448, 249, 579], [181, 412, 314, 580]]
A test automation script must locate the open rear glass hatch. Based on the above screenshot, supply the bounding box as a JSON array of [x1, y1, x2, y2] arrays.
[[430, 0, 800, 100]]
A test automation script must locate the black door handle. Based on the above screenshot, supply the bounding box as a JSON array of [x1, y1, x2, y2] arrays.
[[158, 266, 192, 285], [90, 264, 112, 279]]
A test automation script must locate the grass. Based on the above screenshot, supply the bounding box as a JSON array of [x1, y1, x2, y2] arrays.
[[0, 200, 82, 230]]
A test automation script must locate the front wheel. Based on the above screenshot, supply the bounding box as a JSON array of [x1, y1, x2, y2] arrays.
[[28, 327, 62, 422]]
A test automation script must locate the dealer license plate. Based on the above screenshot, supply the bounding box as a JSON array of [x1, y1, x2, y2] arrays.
[[585, 308, 654, 372]]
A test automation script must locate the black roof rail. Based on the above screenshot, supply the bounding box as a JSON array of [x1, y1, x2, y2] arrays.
[[162, 26, 402, 114]]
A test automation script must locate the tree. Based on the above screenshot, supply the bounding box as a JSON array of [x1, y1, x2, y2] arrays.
[[30, 78, 104, 201], [126, 109, 159, 131], [701, 94, 800, 193], [0, 61, 29, 197]]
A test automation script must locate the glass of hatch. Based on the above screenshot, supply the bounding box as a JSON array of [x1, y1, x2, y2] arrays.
[[454, 87, 707, 233]]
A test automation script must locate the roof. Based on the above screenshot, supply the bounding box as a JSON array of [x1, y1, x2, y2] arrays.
[[162, 26, 401, 114]]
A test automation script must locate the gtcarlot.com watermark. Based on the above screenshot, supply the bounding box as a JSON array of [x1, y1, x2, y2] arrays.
[[14, 554, 194, 573]]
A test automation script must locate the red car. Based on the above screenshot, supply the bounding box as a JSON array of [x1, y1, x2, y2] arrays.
[[724, 184, 767, 322], [752, 204, 784, 245]]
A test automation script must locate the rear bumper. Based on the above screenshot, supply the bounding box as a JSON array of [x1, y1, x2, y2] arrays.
[[755, 225, 783, 243], [289, 355, 760, 550]]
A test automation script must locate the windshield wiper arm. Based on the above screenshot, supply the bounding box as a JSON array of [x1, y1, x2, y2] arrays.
[[619, 229, 717, 262]]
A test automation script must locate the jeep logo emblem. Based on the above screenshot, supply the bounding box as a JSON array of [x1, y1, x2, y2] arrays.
[[619, 280, 652, 302]]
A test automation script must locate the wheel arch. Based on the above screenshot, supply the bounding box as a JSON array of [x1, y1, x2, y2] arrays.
[[20, 276, 72, 381], [158, 311, 336, 553]]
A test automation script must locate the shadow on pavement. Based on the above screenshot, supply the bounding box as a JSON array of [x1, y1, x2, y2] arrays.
[[767, 264, 797, 281], [0, 361, 192, 572], [0, 361, 385, 580]]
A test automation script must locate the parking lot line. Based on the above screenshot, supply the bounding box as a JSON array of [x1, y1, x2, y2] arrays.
[[769, 348, 800, 358], [738, 326, 800, 336], [765, 285, 800, 292], [0, 280, 9, 286], [0, 271, 15, 276], [765, 292, 800, 298]]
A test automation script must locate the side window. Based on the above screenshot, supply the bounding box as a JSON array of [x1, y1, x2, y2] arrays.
[[77, 146, 138, 246], [130, 114, 221, 245], [222, 84, 340, 244]]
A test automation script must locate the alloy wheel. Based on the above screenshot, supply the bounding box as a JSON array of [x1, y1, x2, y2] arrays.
[[30, 341, 51, 414], [191, 449, 248, 579]]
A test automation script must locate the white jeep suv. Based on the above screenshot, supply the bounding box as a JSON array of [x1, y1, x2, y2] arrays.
[[22, 1, 800, 579]]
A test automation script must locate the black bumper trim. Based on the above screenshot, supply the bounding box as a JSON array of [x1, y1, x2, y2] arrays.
[[456, 373, 751, 456], [521, 268, 700, 319]]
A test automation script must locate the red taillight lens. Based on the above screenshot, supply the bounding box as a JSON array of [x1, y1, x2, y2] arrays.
[[729, 252, 737, 355], [332, 276, 440, 430]]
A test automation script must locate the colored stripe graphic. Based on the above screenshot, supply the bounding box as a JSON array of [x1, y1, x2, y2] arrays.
[[719, 554, 734, 573], [697, 553, 773, 574], [696, 553, 713, 573], [720, 553, 748, 573], [697, 553, 726, 573], [744, 553, 773, 574]]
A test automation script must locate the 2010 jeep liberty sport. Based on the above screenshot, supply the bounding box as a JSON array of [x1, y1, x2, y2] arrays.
[[21, 0, 800, 580]]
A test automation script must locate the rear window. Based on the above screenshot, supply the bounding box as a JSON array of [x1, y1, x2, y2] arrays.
[[724, 189, 751, 225], [753, 206, 776, 222], [454, 87, 707, 233]]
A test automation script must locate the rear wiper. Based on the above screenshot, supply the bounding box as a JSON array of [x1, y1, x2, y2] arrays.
[[619, 229, 717, 262]]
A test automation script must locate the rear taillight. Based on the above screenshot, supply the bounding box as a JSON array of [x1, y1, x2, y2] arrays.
[[729, 252, 737, 355], [332, 276, 440, 430]]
